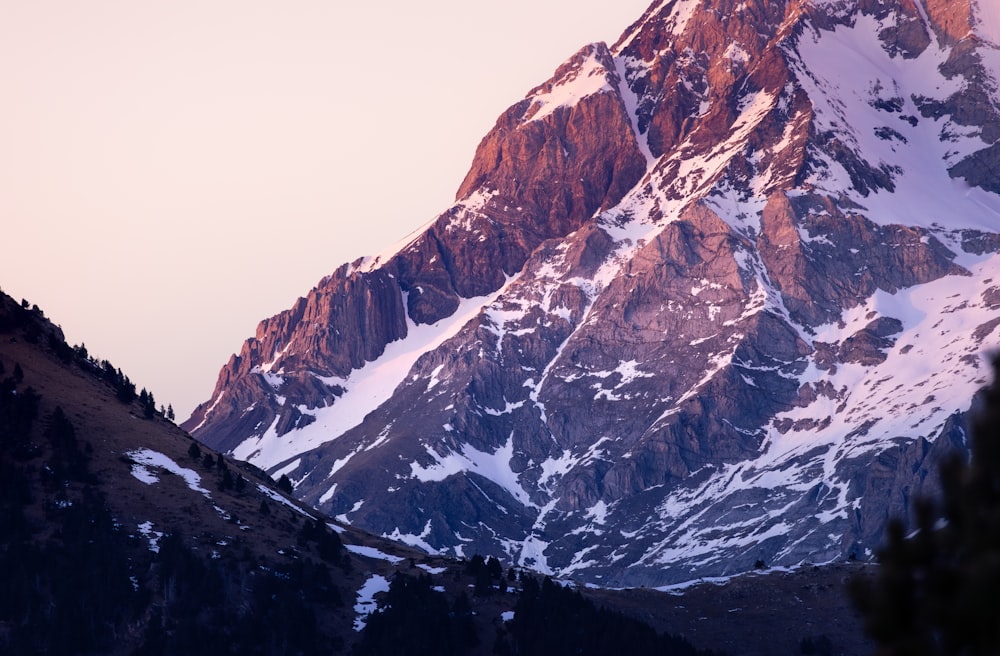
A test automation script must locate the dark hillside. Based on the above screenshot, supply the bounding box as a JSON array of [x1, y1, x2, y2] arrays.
[[0, 293, 355, 653], [0, 290, 720, 655]]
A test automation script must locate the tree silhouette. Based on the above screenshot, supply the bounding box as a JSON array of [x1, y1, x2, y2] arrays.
[[851, 357, 1000, 654], [112, 368, 136, 403], [354, 572, 478, 655], [498, 575, 708, 655], [44, 406, 76, 448], [138, 388, 156, 418]]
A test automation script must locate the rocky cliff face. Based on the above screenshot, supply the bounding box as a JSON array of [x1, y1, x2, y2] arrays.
[[185, 0, 1000, 586]]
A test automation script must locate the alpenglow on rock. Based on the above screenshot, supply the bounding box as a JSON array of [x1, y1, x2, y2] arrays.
[[184, 0, 1000, 586]]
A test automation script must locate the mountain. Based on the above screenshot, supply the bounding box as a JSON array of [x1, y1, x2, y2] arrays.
[[185, 0, 1000, 587]]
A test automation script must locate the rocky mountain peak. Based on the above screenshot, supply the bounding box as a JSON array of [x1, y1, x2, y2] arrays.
[[185, 0, 1000, 586]]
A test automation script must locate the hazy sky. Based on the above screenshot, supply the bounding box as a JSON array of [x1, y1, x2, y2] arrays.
[[0, 0, 650, 419]]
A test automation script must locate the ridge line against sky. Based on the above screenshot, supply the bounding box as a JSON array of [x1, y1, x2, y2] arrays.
[[0, 0, 649, 418]]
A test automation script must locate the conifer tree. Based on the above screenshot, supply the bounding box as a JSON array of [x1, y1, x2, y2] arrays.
[[44, 406, 75, 447], [220, 468, 233, 491], [851, 357, 1000, 654]]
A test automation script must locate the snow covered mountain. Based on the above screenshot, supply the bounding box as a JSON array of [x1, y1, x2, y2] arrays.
[[185, 0, 1000, 586]]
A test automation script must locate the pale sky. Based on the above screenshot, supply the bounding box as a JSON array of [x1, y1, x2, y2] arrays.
[[0, 0, 650, 419]]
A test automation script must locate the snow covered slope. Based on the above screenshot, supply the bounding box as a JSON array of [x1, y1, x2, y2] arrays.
[[186, 0, 1000, 586]]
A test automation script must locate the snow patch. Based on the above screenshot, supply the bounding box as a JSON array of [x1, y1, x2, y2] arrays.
[[525, 44, 615, 123], [256, 484, 311, 518], [231, 282, 518, 471], [585, 500, 610, 525], [136, 521, 164, 553], [973, 0, 1000, 46], [384, 520, 440, 554], [271, 458, 301, 481], [127, 449, 211, 499], [409, 435, 535, 508], [417, 563, 447, 575], [189, 390, 225, 433], [354, 574, 390, 632], [795, 12, 999, 232], [346, 544, 405, 564]]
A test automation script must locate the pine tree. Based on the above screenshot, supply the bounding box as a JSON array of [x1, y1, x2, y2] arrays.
[[114, 369, 136, 403], [220, 468, 233, 491], [44, 407, 76, 448], [139, 389, 156, 418], [851, 357, 1000, 654], [486, 555, 503, 580]]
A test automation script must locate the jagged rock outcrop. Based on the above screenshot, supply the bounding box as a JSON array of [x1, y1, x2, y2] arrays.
[[185, 0, 1000, 586]]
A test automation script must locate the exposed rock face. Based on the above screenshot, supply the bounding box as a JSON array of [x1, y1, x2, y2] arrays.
[[185, 0, 1000, 586], [185, 42, 647, 448], [183, 266, 409, 454]]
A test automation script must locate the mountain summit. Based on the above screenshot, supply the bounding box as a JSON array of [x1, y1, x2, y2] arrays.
[[185, 0, 1000, 586]]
